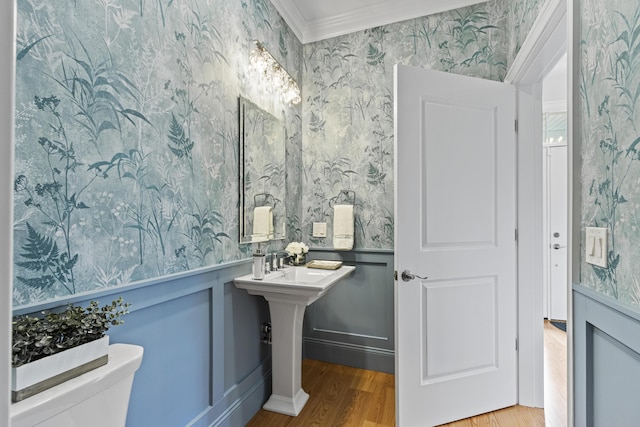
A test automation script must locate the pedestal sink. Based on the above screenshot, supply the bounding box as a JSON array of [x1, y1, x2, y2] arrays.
[[234, 265, 355, 416]]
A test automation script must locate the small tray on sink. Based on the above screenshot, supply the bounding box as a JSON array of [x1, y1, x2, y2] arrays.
[[306, 260, 343, 270]]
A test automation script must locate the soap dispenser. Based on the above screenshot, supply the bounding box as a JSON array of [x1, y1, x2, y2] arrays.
[[253, 245, 266, 280]]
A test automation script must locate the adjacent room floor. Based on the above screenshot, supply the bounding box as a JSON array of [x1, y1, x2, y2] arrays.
[[246, 320, 567, 426]]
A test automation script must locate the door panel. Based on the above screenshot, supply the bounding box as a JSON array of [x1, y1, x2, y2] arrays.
[[422, 102, 497, 247], [395, 65, 517, 426], [423, 277, 497, 381]]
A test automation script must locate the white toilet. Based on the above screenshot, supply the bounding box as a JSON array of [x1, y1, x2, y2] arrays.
[[10, 344, 143, 427]]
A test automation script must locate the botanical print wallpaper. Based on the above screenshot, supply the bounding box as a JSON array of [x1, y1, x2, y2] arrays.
[[301, 0, 509, 249], [509, 0, 545, 62], [13, 0, 302, 306], [580, 0, 640, 309]]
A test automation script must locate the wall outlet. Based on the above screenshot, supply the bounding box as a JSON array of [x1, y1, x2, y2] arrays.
[[585, 227, 608, 268], [313, 222, 327, 237]]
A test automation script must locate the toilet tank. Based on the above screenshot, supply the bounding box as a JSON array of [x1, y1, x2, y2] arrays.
[[10, 344, 144, 427]]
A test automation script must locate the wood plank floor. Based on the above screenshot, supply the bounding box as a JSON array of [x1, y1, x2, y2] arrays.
[[543, 320, 568, 427], [246, 321, 567, 426], [246, 359, 395, 427]]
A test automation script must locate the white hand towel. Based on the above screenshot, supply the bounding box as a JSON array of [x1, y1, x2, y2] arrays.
[[333, 204, 354, 251], [253, 206, 274, 240]]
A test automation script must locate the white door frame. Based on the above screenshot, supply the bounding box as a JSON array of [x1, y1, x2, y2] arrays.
[[1, 3, 16, 426], [504, 0, 568, 411]]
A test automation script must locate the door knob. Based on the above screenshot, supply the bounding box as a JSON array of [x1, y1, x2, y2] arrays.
[[401, 270, 428, 282], [553, 244, 566, 250]]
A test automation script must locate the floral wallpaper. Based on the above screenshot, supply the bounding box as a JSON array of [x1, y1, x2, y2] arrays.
[[509, 0, 546, 62], [11, 0, 557, 306], [301, 0, 510, 249], [13, 0, 302, 306], [580, 0, 640, 309]]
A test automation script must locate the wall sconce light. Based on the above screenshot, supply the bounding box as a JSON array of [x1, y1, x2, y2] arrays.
[[250, 41, 301, 105]]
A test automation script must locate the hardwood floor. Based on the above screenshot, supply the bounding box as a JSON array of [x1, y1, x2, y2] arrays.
[[543, 320, 568, 427], [246, 322, 567, 426], [245, 359, 395, 427]]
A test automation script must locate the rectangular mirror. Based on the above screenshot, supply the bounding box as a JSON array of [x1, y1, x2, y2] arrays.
[[239, 96, 286, 244]]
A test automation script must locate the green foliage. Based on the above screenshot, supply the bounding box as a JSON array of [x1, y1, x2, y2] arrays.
[[185, 204, 229, 265], [607, 5, 640, 122], [258, 162, 284, 187], [366, 44, 385, 66], [14, 95, 111, 295], [451, 9, 495, 51], [167, 112, 195, 168], [52, 40, 150, 151], [184, 4, 227, 65], [14, 0, 305, 304], [308, 40, 355, 115], [367, 163, 386, 186], [279, 31, 288, 58], [249, 0, 272, 30], [139, 0, 175, 27], [125, 183, 181, 274], [587, 91, 640, 299], [17, 34, 53, 61], [365, 26, 389, 43], [110, 148, 150, 264], [16, 223, 78, 294], [308, 112, 326, 134], [407, 21, 433, 53], [321, 157, 357, 187], [12, 298, 130, 367]]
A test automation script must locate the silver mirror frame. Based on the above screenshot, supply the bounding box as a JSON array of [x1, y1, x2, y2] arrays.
[[238, 96, 286, 244]]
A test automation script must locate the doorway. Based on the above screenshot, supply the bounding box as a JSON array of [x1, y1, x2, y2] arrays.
[[541, 52, 569, 426]]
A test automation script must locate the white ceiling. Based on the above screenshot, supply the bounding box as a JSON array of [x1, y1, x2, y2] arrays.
[[271, 0, 490, 44]]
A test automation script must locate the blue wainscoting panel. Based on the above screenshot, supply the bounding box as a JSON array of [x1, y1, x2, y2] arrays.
[[303, 249, 395, 373], [12, 260, 272, 427], [109, 290, 211, 426], [223, 282, 271, 391], [573, 285, 640, 426]]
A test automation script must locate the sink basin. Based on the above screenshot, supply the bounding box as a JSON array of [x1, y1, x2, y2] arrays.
[[279, 267, 335, 284], [234, 264, 355, 416], [234, 265, 355, 305]]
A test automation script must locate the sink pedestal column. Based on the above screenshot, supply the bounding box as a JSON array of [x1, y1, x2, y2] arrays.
[[232, 265, 356, 416], [262, 299, 309, 416]]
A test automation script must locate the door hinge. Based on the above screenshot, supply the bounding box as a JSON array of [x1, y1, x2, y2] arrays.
[[515, 228, 518, 242], [515, 119, 519, 134], [394, 270, 398, 281], [516, 338, 519, 351]]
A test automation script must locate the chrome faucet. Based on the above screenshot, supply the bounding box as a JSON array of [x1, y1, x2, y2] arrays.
[[272, 251, 292, 269]]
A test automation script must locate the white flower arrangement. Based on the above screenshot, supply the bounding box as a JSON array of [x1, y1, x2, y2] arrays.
[[285, 241, 309, 255], [285, 242, 309, 265]]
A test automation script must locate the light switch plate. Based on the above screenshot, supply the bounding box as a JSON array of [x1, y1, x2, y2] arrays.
[[312, 222, 327, 238], [585, 227, 608, 268]]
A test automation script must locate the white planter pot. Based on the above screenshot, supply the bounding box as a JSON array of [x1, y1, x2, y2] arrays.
[[12, 335, 109, 402]]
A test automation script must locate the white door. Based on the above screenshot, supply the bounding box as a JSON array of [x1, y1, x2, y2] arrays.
[[394, 65, 517, 426], [548, 145, 568, 321]]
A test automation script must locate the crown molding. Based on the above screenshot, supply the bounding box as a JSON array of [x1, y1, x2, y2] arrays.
[[270, 0, 306, 43], [272, 0, 490, 44]]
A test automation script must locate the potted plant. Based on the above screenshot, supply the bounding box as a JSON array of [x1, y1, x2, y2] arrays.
[[11, 297, 130, 402]]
